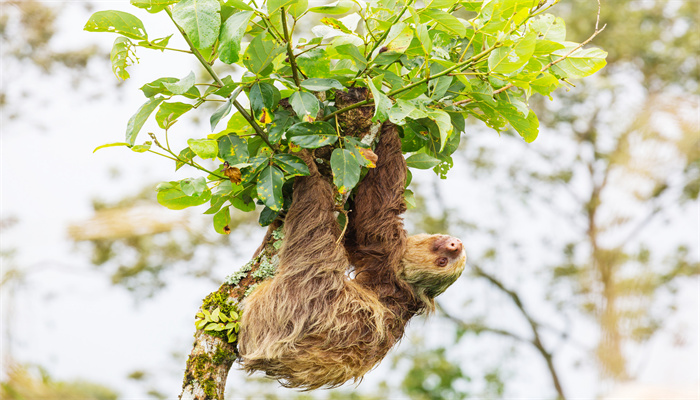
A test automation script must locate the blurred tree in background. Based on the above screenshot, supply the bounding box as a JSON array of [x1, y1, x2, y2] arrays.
[[1, 0, 698, 399]]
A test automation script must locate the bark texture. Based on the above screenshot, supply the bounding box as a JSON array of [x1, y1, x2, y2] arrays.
[[179, 222, 282, 400]]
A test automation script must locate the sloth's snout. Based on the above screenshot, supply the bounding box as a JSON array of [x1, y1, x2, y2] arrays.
[[445, 238, 463, 254], [435, 235, 463, 258]]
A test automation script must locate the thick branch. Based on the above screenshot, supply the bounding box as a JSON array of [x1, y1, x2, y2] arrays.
[[179, 223, 284, 400]]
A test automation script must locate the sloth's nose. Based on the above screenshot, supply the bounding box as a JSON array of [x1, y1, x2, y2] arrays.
[[445, 238, 463, 254]]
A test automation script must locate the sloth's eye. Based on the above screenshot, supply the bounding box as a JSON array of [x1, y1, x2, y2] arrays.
[[436, 257, 449, 267]]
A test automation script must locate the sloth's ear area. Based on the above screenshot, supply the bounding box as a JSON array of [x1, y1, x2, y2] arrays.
[[401, 234, 467, 311]]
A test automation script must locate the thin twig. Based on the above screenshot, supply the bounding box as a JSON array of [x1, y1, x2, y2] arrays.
[[164, 7, 275, 151], [454, 23, 607, 106], [473, 265, 567, 400]]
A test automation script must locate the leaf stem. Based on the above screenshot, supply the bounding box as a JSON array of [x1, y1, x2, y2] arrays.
[[138, 44, 192, 54], [149, 133, 227, 179]]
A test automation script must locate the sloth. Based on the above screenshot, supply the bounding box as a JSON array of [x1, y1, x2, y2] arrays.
[[237, 123, 466, 390]]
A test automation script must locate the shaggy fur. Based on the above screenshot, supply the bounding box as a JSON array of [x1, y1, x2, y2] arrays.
[[238, 124, 466, 390]]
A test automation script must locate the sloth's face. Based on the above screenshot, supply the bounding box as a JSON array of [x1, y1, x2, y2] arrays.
[[401, 234, 467, 302]]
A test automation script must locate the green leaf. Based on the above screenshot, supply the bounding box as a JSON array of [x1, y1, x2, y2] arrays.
[[272, 154, 310, 177], [344, 137, 375, 168], [211, 307, 221, 322], [289, 91, 320, 121], [163, 71, 196, 95], [550, 45, 607, 80], [267, 0, 295, 13], [139, 35, 173, 51], [187, 138, 219, 159], [330, 148, 361, 194], [157, 183, 212, 210], [140, 77, 201, 99], [287, 122, 339, 148], [130, 141, 151, 153], [496, 102, 539, 142], [404, 189, 416, 208], [257, 166, 285, 211], [156, 102, 193, 129], [231, 188, 256, 212], [320, 17, 352, 34], [427, 109, 453, 152], [196, 319, 208, 329], [296, 48, 332, 79], [406, 153, 441, 169], [181, 177, 208, 196], [242, 32, 285, 75], [299, 78, 344, 92], [126, 96, 164, 145], [488, 32, 537, 74], [383, 24, 414, 54], [213, 206, 232, 234], [268, 110, 294, 143], [530, 14, 566, 42], [424, 0, 458, 8], [172, 0, 221, 49], [367, 78, 391, 123], [210, 96, 234, 131], [249, 82, 279, 122], [219, 11, 253, 64], [420, 9, 465, 36], [308, 0, 354, 14], [258, 206, 280, 227], [176, 147, 197, 171], [530, 72, 560, 97], [218, 134, 249, 164], [93, 142, 130, 153], [460, 0, 483, 11], [287, 0, 308, 18], [226, 0, 254, 11], [84, 10, 148, 40], [413, 22, 432, 56], [130, 0, 179, 13], [110, 37, 134, 80], [334, 44, 367, 69], [534, 39, 565, 56], [214, 78, 239, 97]]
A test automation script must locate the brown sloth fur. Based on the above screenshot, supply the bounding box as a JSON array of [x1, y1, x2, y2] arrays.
[[237, 123, 466, 390]]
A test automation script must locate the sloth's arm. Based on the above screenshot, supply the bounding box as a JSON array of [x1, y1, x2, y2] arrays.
[[346, 124, 407, 273], [277, 151, 346, 277]]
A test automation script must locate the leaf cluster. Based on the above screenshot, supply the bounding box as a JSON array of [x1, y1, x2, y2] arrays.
[[195, 306, 241, 343], [85, 0, 606, 229]]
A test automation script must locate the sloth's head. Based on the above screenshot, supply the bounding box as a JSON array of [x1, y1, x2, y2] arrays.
[[400, 234, 467, 312]]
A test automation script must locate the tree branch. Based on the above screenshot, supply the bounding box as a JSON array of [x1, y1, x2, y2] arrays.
[[280, 8, 302, 87], [472, 265, 568, 400], [179, 222, 284, 400]]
